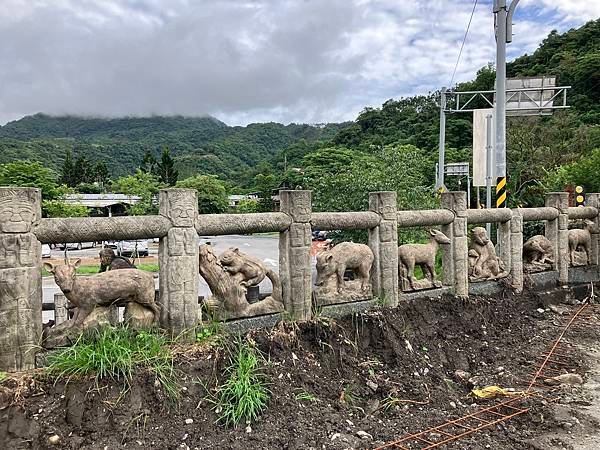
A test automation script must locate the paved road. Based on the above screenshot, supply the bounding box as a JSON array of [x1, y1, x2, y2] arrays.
[[43, 234, 305, 322]]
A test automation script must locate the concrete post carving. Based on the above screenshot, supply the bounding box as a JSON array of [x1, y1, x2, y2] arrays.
[[441, 192, 468, 298], [54, 292, 69, 325], [510, 210, 523, 292], [159, 189, 199, 337], [497, 220, 512, 273], [546, 192, 569, 285], [279, 190, 312, 320], [368, 192, 398, 306], [0, 187, 42, 371], [585, 193, 600, 267]]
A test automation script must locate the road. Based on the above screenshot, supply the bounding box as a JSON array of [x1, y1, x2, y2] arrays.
[[42, 234, 317, 322]]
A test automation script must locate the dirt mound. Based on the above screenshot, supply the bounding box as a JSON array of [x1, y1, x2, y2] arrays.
[[1, 289, 598, 449]]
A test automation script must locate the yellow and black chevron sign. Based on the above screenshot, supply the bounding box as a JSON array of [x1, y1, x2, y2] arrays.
[[496, 177, 507, 208]]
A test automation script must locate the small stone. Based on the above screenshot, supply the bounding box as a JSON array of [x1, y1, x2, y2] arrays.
[[366, 380, 378, 392], [245, 425, 252, 433], [536, 308, 545, 314], [454, 370, 471, 382], [544, 373, 583, 386], [357, 431, 373, 440], [331, 433, 341, 441], [450, 401, 457, 408], [48, 435, 60, 445], [185, 418, 194, 425], [495, 366, 504, 373]]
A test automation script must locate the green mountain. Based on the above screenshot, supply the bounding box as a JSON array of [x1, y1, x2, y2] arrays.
[[0, 114, 347, 181]]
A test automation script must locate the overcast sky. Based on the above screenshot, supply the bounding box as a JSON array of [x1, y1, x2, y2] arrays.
[[0, 0, 598, 126]]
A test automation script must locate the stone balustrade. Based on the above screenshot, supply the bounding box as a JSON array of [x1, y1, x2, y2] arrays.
[[1, 187, 599, 371]]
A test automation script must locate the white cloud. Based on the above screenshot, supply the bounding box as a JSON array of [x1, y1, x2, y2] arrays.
[[0, 0, 596, 126]]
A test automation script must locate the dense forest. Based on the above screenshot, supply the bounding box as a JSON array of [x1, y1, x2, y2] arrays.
[[1, 19, 599, 222]]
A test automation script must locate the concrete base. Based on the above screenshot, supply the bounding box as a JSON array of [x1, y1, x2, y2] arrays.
[[223, 312, 284, 334], [468, 280, 508, 296], [320, 299, 379, 319], [401, 287, 451, 301], [569, 265, 599, 284], [525, 270, 558, 290]]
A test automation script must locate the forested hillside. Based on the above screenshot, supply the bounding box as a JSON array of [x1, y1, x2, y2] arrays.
[[0, 114, 347, 181]]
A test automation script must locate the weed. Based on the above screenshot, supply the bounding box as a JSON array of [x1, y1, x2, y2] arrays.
[[46, 326, 180, 401], [196, 318, 223, 344], [339, 384, 362, 408], [210, 338, 269, 427], [294, 390, 319, 403], [0, 371, 6, 383]]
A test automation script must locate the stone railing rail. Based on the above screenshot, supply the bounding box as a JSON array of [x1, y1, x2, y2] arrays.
[[1, 187, 599, 373]]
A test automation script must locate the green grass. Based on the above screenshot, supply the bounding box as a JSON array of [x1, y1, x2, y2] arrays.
[[46, 326, 180, 400], [196, 318, 223, 344], [42, 263, 159, 277], [294, 390, 319, 403], [0, 371, 6, 383], [210, 338, 269, 427]]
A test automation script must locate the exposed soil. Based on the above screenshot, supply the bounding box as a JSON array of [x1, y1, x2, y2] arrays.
[[1, 287, 599, 450]]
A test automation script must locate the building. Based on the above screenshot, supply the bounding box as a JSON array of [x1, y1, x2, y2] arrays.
[[62, 193, 142, 217]]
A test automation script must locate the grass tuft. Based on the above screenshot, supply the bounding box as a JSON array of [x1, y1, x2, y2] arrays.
[[46, 326, 180, 400], [210, 338, 269, 427], [294, 390, 319, 403], [196, 317, 223, 344]]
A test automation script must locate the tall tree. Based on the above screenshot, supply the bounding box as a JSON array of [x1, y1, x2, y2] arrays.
[[176, 174, 229, 214], [93, 161, 110, 185], [0, 160, 59, 199], [60, 149, 77, 187], [73, 154, 93, 185], [140, 150, 157, 173], [155, 147, 178, 186]]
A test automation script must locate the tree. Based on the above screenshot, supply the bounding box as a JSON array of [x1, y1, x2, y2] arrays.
[[42, 200, 89, 218], [93, 161, 110, 185], [176, 174, 229, 214], [0, 160, 59, 199], [253, 173, 278, 212], [110, 170, 165, 215], [155, 147, 179, 186], [140, 150, 157, 173], [543, 147, 600, 193], [60, 149, 77, 187], [235, 198, 260, 214]]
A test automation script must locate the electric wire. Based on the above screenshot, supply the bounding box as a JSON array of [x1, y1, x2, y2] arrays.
[[449, 0, 479, 88]]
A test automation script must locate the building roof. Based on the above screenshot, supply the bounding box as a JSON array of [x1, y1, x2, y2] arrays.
[[62, 193, 141, 208]]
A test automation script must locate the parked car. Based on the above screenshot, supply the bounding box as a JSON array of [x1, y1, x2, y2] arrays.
[[312, 230, 328, 241], [41, 244, 52, 259], [58, 241, 97, 251], [116, 240, 149, 257]]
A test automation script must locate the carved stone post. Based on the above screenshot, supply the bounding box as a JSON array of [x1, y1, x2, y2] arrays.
[[54, 292, 69, 325], [368, 192, 398, 306], [510, 210, 523, 293], [441, 192, 468, 298], [0, 188, 42, 371], [546, 192, 569, 285], [159, 189, 199, 337], [279, 190, 312, 320], [586, 193, 600, 267], [497, 220, 512, 273]]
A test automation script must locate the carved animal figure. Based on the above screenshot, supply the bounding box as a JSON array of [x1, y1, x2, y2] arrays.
[[523, 235, 554, 264], [219, 247, 268, 287], [398, 229, 450, 290], [469, 227, 507, 280], [43, 259, 159, 325], [99, 248, 136, 272], [315, 242, 374, 293], [568, 220, 598, 266]]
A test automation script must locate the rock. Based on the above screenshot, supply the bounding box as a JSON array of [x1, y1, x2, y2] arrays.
[[184, 418, 194, 425], [454, 370, 471, 382], [536, 308, 545, 314], [245, 425, 252, 433], [357, 430, 373, 440], [544, 373, 583, 386], [495, 366, 505, 373], [366, 380, 378, 392], [450, 401, 457, 408], [48, 435, 60, 445], [366, 399, 380, 415]]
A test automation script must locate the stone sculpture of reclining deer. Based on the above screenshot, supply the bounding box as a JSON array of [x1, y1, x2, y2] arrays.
[[44, 259, 160, 327]]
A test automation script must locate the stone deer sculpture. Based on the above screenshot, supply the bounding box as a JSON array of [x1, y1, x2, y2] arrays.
[[568, 219, 598, 266], [315, 242, 374, 293], [468, 227, 508, 281], [44, 259, 160, 326], [398, 229, 450, 290]]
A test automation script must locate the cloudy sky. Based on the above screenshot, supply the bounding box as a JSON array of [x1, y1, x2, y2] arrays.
[[0, 0, 598, 126]]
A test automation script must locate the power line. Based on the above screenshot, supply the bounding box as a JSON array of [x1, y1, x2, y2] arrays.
[[449, 0, 479, 88]]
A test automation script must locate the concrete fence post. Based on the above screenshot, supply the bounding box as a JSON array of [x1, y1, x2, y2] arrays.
[[510, 210, 524, 293], [585, 193, 600, 267], [546, 192, 569, 286], [279, 190, 312, 320], [441, 192, 469, 298], [0, 187, 42, 371], [54, 292, 69, 325], [368, 192, 398, 307], [497, 220, 512, 273], [159, 188, 199, 338]]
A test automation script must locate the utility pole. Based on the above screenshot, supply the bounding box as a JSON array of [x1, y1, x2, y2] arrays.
[[436, 86, 447, 191], [493, 0, 519, 207]]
